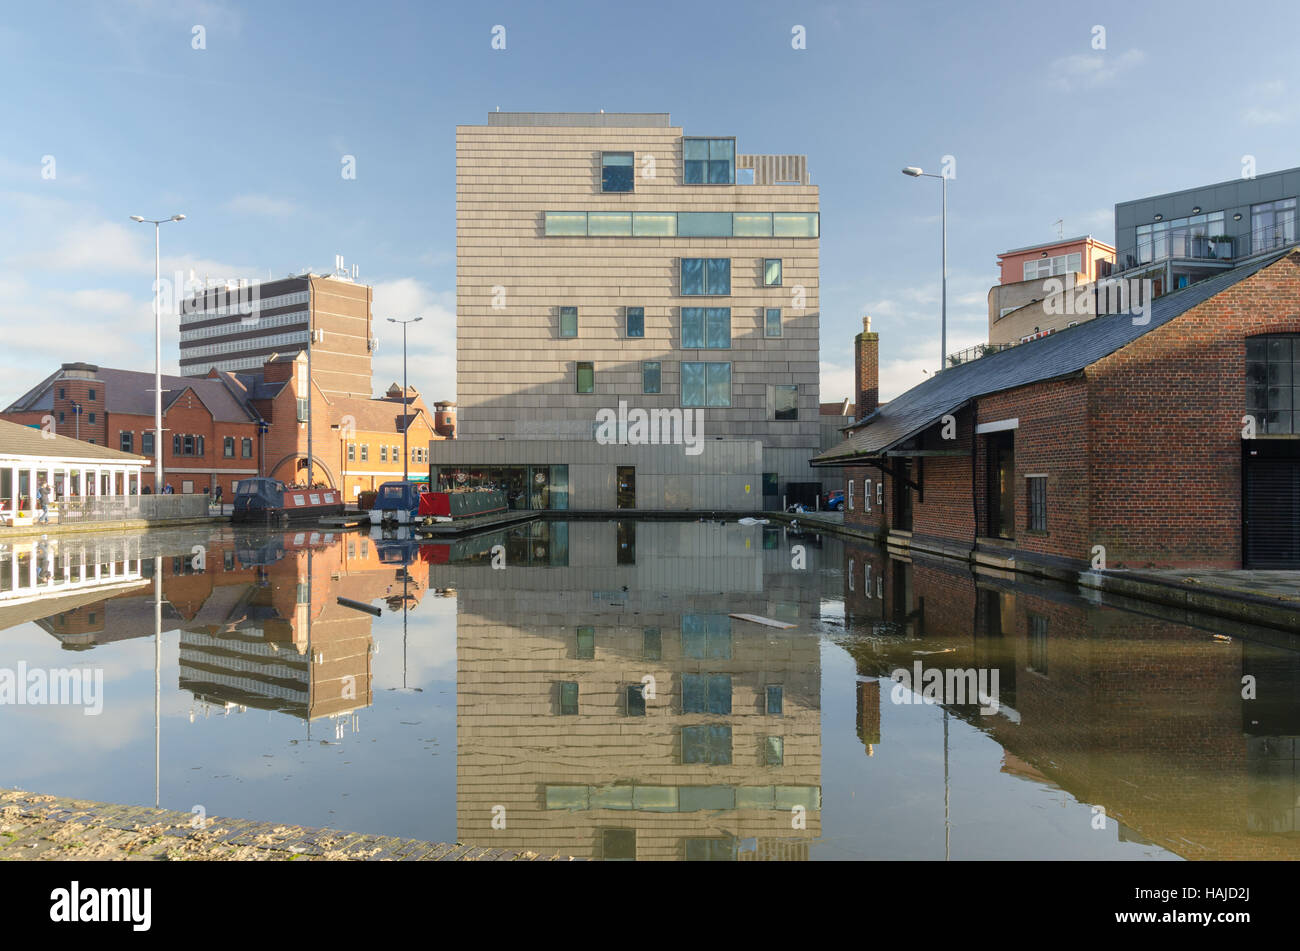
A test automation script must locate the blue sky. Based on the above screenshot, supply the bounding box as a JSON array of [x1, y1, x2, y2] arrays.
[[2, 0, 1298, 404]]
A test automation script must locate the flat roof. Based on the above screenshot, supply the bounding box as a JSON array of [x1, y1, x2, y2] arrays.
[[484, 112, 672, 127], [998, 235, 1114, 257], [1115, 165, 1300, 207]]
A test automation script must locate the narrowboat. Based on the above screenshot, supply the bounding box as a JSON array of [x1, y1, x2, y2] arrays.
[[369, 481, 507, 527], [231, 478, 346, 523]]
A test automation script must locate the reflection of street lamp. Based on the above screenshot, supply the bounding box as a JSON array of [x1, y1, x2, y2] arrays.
[[386, 317, 423, 482], [129, 213, 185, 492], [901, 167, 947, 373]]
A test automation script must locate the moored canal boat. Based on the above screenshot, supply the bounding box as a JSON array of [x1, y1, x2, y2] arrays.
[[231, 478, 345, 524]]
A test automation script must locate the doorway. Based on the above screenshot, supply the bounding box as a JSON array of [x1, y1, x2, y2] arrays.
[[1244, 440, 1300, 567], [893, 459, 913, 532], [616, 466, 636, 510], [986, 431, 1015, 539]]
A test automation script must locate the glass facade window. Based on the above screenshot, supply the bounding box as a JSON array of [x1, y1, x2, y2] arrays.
[[1247, 335, 1299, 434], [681, 307, 731, 348], [1252, 198, 1296, 253], [681, 258, 731, 295], [679, 212, 733, 237], [773, 212, 819, 237], [765, 308, 782, 337], [764, 258, 783, 286], [733, 211, 772, 237], [681, 362, 731, 407], [683, 137, 735, 185], [544, 211, 587, 236], [576, 361, 594, 394], [601, 151, 634, 192], [1136, 211, 1226, 264], [632, 211, 676, 236], [626, 306, 644, 337], [773, 384, 798, 420], [682, 674, 732, 714], [642, 361, 661, 394], [560, 306, 578, 338], [587, 212, 632, 236]]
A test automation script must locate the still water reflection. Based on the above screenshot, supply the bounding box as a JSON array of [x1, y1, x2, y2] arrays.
[[0, 522, 1296, 860]]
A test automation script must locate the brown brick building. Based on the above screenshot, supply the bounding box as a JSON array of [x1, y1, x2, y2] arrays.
[[814, 251, 1300, 571]]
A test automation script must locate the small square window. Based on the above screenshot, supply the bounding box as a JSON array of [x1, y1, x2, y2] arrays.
[[765, 308, 782, 337], [576, 361, 594, 394], [576, 626, 595, 659], [642, 361, 661, 395], [765, 685, 784, 715], [736, 167, 755, 185], [559, 681, 579, 715], [601, 151, 634, 193], [764, 259, 783, 286], [602, 828, 636, 860], [625, 306, 644, 338], [559, 306, 578, 338], [626, 684, 646, 716]]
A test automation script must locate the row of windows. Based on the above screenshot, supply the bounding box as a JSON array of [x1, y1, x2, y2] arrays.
[[58, 410, 96, 424], [557, 305, 786, 342], [575, 361, 801, 417], [1022, 252, 1083, 281], [558, 674, 785, 719], [56, 387, 96, 401], [180, 310, 308, 342], [119, 432, 155, 454], [544, 210, 820, 238], [600, 138, 747, 191], [180, 355, 273, 375], [183, 329, 309, 359], [346, 443, 428, 463], [222, 436, 255, 458], [180, 289, 309, 322]]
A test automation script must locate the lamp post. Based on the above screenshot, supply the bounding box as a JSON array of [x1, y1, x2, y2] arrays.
[[70, 400, 81, 441], [902, 167, 947, 373], [387, 317, 422, 482], [130, 214, 185, 492]]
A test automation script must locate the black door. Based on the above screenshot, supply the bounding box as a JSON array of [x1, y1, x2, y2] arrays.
[[1244, 441, 1300, 567], [986, 431, 1016, 539], [893, 459, 913, 532]]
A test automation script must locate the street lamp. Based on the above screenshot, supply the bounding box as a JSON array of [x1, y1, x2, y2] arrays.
[[130, 214, 185, 493], [902, 167, 947, 373], [387, 317, 423, 482], [70, 400, 81, 441]]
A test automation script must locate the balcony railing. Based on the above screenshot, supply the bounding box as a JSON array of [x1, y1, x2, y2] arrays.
[[1115, 222, 1298, 272]]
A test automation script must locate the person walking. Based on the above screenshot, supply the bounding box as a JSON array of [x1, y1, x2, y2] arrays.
[[35, 483, 49, 524]]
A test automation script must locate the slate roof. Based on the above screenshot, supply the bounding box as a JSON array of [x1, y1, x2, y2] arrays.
[[812, 251, 1291, 466], [0, 418, 148, 463], [5, 367, 259, 424]]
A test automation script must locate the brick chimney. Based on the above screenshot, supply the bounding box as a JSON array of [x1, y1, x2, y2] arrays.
[[855, 316, 879, 417]]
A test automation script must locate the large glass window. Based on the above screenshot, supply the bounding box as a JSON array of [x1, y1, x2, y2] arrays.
[[773, 212, 819, 237], [683, 137, 735, 185], [733, 211, 772, 237], [576, 361, 594, 394], [544, 212, 587, 236], [681, 258, 731, 296], [626, 306, 644, 338], [682, 362, 731, 407], [681, 308, 731, 348], [682, 674, 732, 714], [1136, 211, 1226, 263], [1252, 198, 1297, 253], [601, 151, 634, 192], [681, 615, 732, 657], [633, 211, 676, 236], [773, 384, 798, 420], [1023, 252, 1083, 280], [587, 212, 632, 236], [682, 725, 732, 765], [679, 212, 733, 237], [559, 306, 578, 338], [1247, 335, 1299, 434], [642, 361, 661, 394]]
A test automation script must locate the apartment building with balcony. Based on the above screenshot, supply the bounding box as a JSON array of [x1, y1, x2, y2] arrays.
[[438, 111, 821, 512], [987, 235, 1115, 347]]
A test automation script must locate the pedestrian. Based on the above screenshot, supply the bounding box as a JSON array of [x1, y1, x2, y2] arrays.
[[214, 485, 223, 504], [35, 483, 48, 524]]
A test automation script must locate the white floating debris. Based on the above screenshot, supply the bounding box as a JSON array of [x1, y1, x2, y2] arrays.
[[729, 613, 796, 629], [737, 517, 769, 525]]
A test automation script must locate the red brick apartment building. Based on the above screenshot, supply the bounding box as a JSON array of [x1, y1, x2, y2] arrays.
[[2, 356, 454, 499], [813, 250, 1300, 571]]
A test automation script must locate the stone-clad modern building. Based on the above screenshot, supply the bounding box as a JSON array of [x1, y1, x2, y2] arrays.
[[435, 111, 821, 511]]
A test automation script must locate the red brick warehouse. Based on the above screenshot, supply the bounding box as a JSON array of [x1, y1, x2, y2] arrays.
[[813, 250, 1300, 572]]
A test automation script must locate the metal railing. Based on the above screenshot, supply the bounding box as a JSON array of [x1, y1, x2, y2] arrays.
[[19, 494, 214, 525], [1114, 222, 1298, 272]]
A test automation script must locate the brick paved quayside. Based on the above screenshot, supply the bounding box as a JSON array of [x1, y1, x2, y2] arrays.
[[0, 790, 579, 861]]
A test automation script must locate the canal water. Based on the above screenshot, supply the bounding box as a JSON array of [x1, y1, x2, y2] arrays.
[[0, 520, 1295, 860]]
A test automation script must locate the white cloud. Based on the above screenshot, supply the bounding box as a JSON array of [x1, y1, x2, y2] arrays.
[[225, 194, 295, 217], [370, 278, 456, 401], [1048, 49, 1145, 91]]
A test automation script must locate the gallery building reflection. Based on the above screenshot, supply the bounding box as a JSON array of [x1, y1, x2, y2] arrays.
[[437, 520, 825, 861]]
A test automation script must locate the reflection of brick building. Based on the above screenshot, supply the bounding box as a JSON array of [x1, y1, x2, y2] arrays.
[[840, 539, 1300, 859], [450, 521, 823, 860]]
